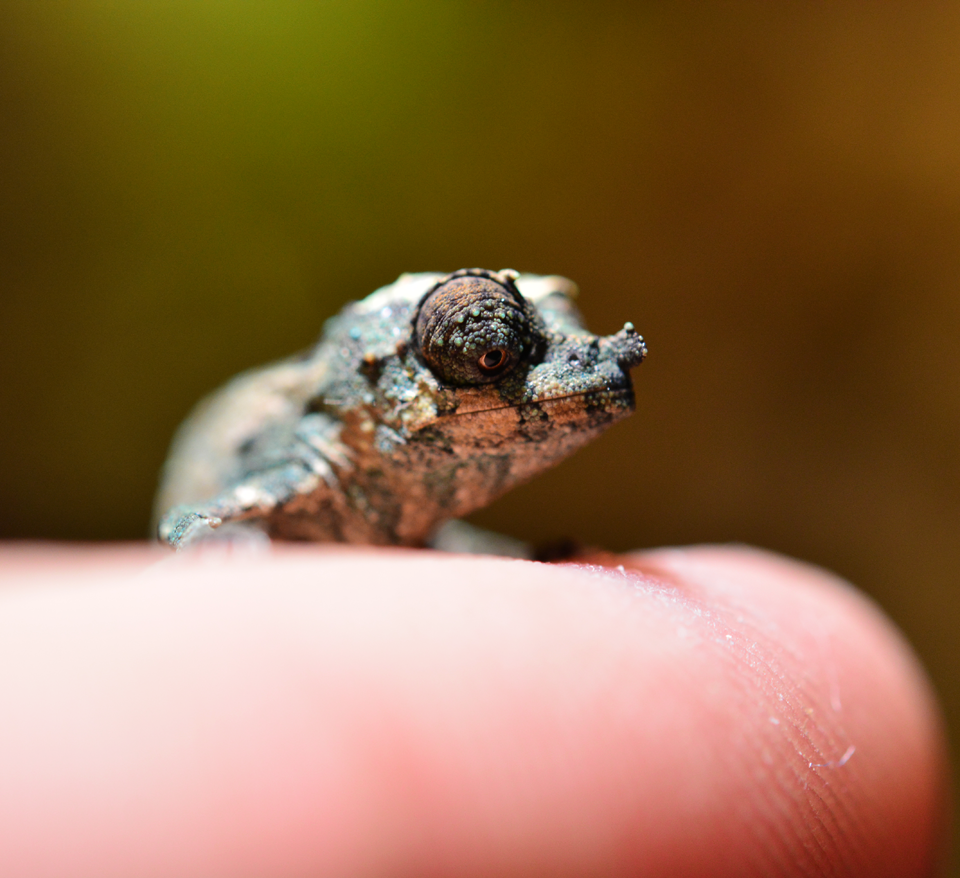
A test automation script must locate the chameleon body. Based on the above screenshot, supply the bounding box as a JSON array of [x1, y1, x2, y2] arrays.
[[155, 269, 646, 550]]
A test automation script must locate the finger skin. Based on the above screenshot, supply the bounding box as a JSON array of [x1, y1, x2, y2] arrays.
[[0, 544, 947, 877]]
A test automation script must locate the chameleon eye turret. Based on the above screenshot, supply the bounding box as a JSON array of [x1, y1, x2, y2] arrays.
[[413, 268, 537, 386], [155, 269, 647, 550]]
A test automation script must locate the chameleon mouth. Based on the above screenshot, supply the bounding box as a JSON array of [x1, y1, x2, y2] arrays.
[[445, 387, 635, 418]]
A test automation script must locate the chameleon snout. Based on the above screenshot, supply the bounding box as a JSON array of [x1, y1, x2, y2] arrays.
[[600, 322, 647, 370]]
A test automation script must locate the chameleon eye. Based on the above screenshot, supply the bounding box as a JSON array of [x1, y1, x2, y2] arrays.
[[478, 348, 506, 372], [414, 272, 532, 385]]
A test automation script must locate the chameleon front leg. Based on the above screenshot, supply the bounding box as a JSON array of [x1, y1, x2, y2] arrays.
[[157, 460, 324, 550], [429, 519, 533, 558]]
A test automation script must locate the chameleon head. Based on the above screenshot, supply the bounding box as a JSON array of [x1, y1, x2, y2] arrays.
[[414, 267, 643, 419], [324, 268, 647, 523]]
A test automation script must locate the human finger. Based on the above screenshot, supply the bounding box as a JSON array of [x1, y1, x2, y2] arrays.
[[0, 545, 947, 877]]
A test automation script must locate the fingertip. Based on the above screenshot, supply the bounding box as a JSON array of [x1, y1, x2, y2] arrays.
[[0, 545, 948, 877], [617, 544, 951, 877]]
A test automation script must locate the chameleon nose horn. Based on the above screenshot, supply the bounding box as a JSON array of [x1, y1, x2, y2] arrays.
[[601, 322, 647, 369]]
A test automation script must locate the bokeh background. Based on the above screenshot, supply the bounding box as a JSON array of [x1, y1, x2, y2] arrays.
[[1, 1, 958, 868]]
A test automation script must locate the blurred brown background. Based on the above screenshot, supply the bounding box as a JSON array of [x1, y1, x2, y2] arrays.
[[1, 1, 957, 868]]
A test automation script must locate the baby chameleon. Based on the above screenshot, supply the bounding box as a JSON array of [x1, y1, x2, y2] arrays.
[[155, 268, 646, 551]]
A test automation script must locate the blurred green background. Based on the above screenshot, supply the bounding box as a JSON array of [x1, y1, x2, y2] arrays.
[[1, 0, 957, 867]]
